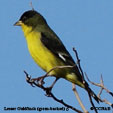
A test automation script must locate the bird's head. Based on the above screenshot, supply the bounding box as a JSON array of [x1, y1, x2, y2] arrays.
[[14, 10, 47, 35], [14, 10, 47, 28]]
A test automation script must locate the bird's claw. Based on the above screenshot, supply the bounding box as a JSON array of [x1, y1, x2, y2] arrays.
[[24, 70, 35, 87]]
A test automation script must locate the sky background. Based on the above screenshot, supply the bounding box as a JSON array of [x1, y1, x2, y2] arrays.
[[0, 0, 113, 113]]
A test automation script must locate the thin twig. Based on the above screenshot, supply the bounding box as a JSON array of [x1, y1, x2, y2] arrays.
[[73, 48, 85, 82], [73, 48, 98, 113], [85, 73, 113, 97], [49, 92, 83, 113], [44, 65, 75, 76], [98, 75, 104, 98], [30, 2, 34, 10], [72, 84, 89, 113], [102, 99, 113, 108], [85, 73, 113, 108], [24, 70, 83, 113], [87, 92, 98, 113]]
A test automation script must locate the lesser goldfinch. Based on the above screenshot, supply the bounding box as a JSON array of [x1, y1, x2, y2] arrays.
[[14, 10, 100, 103]]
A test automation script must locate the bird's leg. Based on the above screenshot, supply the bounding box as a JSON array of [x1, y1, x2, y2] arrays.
[[31, 74, 49, 86], [24, 70, 59, 94], [24, 70, 49, 86], [50, 77, 59, 89], [45, 77, 59, 94]]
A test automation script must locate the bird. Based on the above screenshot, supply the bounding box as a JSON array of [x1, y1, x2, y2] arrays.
[[14, 9, 100, 103]]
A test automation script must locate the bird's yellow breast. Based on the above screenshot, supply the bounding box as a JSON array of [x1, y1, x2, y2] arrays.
[[26, 31, 54, 70], [22, 26, 65, 76]]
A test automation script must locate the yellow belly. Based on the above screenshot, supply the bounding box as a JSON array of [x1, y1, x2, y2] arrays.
[[26, 31, 66, 77]]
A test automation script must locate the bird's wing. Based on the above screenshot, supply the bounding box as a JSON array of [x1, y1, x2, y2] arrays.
[[40, 31, 83, 82], [40, 32, 75, 66]]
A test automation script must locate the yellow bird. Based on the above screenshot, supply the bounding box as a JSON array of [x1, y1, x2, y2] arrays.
[[14, 10, 100, 103]]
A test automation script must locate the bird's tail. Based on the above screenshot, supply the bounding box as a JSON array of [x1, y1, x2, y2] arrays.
[[84, 82, 101, 103]]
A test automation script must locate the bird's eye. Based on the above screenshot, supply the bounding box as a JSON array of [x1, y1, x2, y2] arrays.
[[22, 16, 27, 21]]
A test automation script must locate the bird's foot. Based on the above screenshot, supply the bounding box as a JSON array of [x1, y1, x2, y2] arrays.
[[31, 76, 45, 86], [24, 70, 35, 87], [24, 70, 46, 87]]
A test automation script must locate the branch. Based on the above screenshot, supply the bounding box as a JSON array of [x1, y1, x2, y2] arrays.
[[85, 73, 113, 108], [72, 84, 89, 113], [73, 48, 98, 113], [24, 69, 83, 113], [85, 73, 113, 97], [73, 48, 85, 82], [30, 2, 34, 10]]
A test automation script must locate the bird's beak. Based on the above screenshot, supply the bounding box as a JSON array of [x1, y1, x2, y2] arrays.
[[14, 20, 22, 26]]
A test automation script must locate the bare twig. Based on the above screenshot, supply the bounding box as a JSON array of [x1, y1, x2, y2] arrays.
[[45, 65, 75, 76], [87, 92, 98, 113], [85, 73, 113, 108], [98, 75, 104, 98], [24, 70, 83, 113], [72, 84, 89, 113], [73, 48, 98, 113], [73, 48, 85, 82], [102, 99, 113, 108], [25, 65, 75, 89], [85, 73, 113, 97], [30, 2, 34, 10]]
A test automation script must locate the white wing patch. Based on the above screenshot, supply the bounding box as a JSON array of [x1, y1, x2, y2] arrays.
[[58, 53, 66, 61]]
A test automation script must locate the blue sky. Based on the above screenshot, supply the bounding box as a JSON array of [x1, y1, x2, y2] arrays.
[[0, 0, 113, 113]]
